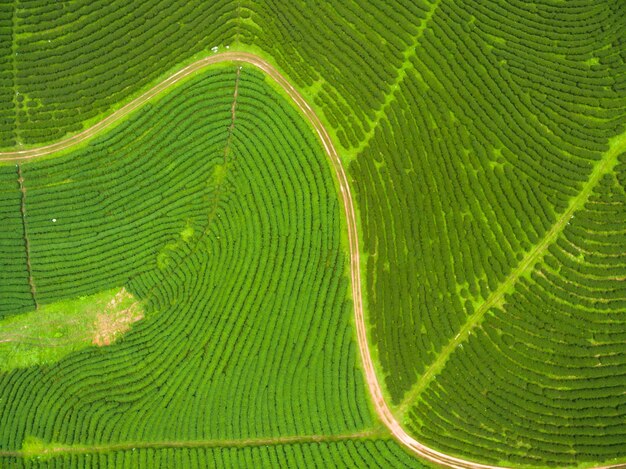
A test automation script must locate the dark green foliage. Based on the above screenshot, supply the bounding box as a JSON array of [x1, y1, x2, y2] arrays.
[[0, 3, 14, 146], [1, 0, 625, 466], [408, 173, 626, 464], [2, 0, 238, 148], [350, 0, 624, 403], [0, 165, 34, 317]]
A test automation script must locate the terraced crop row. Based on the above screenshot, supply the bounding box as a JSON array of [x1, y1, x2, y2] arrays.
[[242, 0, 440, 150], [0, 165, 34, 317], [1, 0, 625, 466], [1, 0, 237, 148], [1, 0, 447, 154], [0, 66, 388, 464], [346, 0, 626, 465], [17, 70, 232, 304], [408, 164, 626, 464], [0, 3, 13, 146], [352, 0, 625, 402]]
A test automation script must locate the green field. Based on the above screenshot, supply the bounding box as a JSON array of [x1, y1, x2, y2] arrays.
[[0, 287, 143, 371], [1, 0, 625, 468], [0, 64, 428, 468]]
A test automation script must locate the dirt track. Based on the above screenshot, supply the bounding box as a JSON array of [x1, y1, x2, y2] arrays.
[[1, 52, 624, 469]]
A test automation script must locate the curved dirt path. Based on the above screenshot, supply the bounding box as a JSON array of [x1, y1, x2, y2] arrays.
[[1, 52, 624, 469]]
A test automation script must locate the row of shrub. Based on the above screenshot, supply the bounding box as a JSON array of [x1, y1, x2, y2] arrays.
[[0, 165, 35, 317], [0, 66, 390, 465], [0, 0, 237, 148], [1, 0, 625, 465], [408, 169, 626, 464], [243, 0, 439, 150], [0, 3, 15, 146], [1, 440, 428, 468]]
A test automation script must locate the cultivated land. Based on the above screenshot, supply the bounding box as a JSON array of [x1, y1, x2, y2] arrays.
[[2, 53, 626, 469], [1, 1, 625, 468], [0, 287, 143, 371], [0, 63, 429, 469]]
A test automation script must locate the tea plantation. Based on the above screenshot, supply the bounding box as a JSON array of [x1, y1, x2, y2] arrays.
[[0, 66, 430, 467], [1, 0, 625, 468]]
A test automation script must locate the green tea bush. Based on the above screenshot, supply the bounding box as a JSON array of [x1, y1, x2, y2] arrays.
[[3, 0, 237, 147], [0, 67, 395, 466], [0, 166, 34, 317], [2, 440, 425, 468], [1, 0, 625, 466], [408, 169, 626, 464]]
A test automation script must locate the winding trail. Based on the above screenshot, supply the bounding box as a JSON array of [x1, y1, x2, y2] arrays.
[[1, 52, 625, 469]]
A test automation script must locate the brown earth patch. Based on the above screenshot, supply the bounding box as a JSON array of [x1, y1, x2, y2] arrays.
[[92, 288, 143, 347]]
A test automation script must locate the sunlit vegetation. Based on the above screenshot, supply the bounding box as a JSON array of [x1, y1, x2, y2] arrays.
[[1, 0, 625, 467], [245, 0, 626, 464], [0, 65, 428, 468], [0, 288, 142, 371], [17, 437, 426, 468]]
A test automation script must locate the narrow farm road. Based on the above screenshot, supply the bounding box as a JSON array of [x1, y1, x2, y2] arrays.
[[1, 52, 624, 469]]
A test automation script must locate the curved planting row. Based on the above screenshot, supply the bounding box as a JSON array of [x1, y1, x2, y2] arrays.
[[0, 3, 13, 146], [0, 0, 624, 466], [408, 166, 626, 465], [3, 0, 237, 147], [20, 71, 233, 304], [2, 0, 452, 152], [347, 0, 626, 464], [0, 66, 378, 459]]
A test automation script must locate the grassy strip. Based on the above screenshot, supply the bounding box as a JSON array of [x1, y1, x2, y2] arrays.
[[0, 430, 388, 460], [0, 287, 143, 371]]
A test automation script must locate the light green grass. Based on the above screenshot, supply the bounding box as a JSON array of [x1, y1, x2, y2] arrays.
[[0, 287, 142, 371]]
